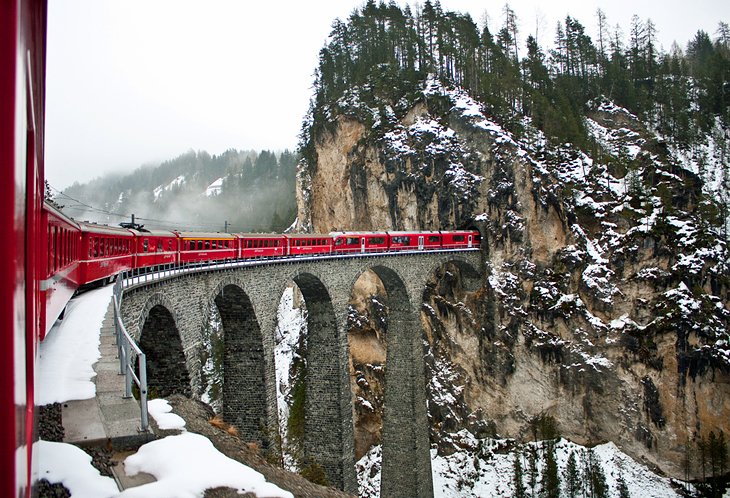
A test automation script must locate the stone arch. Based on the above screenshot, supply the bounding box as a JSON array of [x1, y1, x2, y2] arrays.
[[137, 294, 191, 398], [211, 281, 268, 447], [350, 263, 434, 498], [426, 256, 482, 293]]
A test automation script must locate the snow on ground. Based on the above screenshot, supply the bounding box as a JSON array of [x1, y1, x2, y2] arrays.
[[357, 434, 686, 498], [274, 285, 307, 471], [153, 175, 186, 201], [36, 440, 118, 498], [118, 432, 293, 498], [38, 396, 292, 498], [430, 437, 681, 498], [147, 399, 186, 431], [37, 285, 113, 404], [36, 283, 293, 497], [205, 177, 223, 197]]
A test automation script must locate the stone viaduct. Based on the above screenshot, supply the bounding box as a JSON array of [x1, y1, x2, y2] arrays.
[[118, 250, 482, 497]]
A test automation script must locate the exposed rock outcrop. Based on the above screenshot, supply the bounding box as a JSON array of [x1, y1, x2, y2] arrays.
[[297, 76, 730, 481]]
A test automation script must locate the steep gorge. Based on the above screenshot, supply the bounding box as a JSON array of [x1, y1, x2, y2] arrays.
[[296, 76, 730, 484]]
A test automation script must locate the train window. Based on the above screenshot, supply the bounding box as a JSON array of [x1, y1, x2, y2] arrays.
[[428, 236, 440, 243], [392, 236, 411, 245], [453, 235, 465, 242], [195, 241, 201, 250], [368, 237, 385, 244], [143, 239, 149, 252], [93, 238, 99, 258], [346, 237, 358, 245], [335, 238, 344, 246], [157, 241, 163, 252], [60, 229, 65, 266]]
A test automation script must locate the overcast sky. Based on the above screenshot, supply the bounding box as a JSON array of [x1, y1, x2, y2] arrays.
[[46, 0, 728, 189]]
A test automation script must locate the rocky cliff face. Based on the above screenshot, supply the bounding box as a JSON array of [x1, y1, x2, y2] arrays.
[[297, 76, 729, 482]]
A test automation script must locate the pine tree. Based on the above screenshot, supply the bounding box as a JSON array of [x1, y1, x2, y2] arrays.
[[587, 450, 608, 498], [542, 442, 560, 498], [513, 451, 527, 498], [527, 446, 538, 497], [617, 471, 631, 498], [565, 450, 581, 498]]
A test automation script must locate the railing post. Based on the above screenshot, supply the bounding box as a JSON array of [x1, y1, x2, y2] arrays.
[[114, 295, 123, 375], [138, 352, 149, 431], [123, 341, 132, 398]]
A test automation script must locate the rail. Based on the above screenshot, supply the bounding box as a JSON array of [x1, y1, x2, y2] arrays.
[[119, 247, 480, 292], [112, 277, 149, 432]]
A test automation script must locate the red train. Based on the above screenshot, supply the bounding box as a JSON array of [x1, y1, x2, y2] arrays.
[[0, 1, 478, 493], [40, 200, 480, 339]]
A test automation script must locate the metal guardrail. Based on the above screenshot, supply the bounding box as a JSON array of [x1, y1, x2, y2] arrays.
[[111, 248, 479, 430], [112, 277, 149, 432]]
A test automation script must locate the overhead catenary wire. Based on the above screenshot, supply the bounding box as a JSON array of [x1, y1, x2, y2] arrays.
[[47, 183, 281, 233]]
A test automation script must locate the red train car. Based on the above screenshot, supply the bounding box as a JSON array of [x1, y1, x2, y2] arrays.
[[40, 203, 81, 339], [129, 229, 178, 269], [238, 234, 287, 259], [441, 230, 479, 249], [331, 232, 389, 254], [387, 231, 440, 251], [178, 232, 236, 264], [78, 222, 135, 285], [1, 0, 48, 494], [287, 234, 333, 256]]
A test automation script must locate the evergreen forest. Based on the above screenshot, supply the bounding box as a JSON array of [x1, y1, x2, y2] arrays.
[[304, 0, 730, 155]]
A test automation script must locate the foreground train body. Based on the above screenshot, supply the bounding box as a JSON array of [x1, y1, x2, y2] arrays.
[[41, 201, 480, 338], [1, 0, 47, 495]]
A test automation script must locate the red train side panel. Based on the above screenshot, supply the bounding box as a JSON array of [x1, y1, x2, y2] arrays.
[[40, 203, 81, 338], [441, 230, 479, 249], [177, 232, 236, 264], [1, 0, 47, 495], [331, 232, 389, 254], [128, 229, 178, 269], [238, 234, 287, 259], [287, 234, 333, 256], [77, 222, 135, 285]]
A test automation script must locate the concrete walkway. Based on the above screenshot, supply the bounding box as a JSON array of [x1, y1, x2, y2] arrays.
[[61, 298, 156, 489]]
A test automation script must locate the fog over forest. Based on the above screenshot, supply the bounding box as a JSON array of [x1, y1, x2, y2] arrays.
[[54, 149, 299, 233]]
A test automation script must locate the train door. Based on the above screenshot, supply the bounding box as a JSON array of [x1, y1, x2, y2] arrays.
[[468, 234, 473, 248], [361, 237, 366, 253], [418, 236, 424, 250]]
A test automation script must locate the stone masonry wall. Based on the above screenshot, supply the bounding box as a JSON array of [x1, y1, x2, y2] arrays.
[[119, 251, 482, 497]]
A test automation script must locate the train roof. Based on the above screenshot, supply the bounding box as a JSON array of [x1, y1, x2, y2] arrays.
[[42, 202, 80, 228], [77, 221, 135, 236], [127, 229, 177, 237], [286, 233, 332, 238], [235, 233, 287, 238], [176, 231, 235, 239], [330, 231, 388, 236], [387, 230, 442, 235]]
